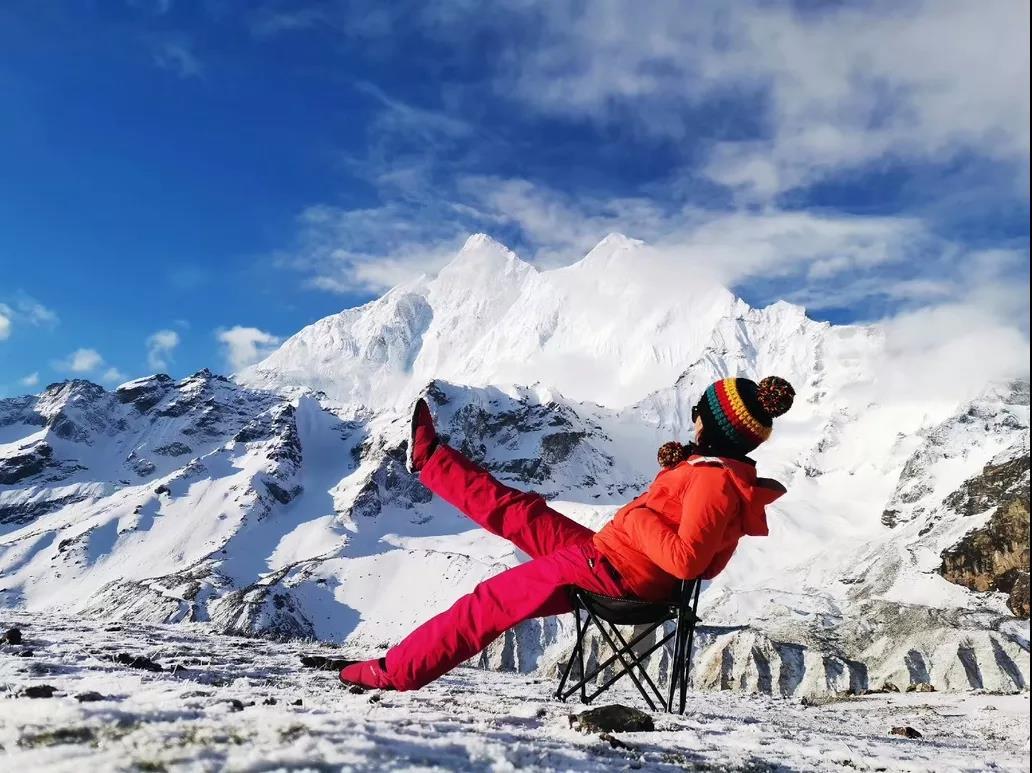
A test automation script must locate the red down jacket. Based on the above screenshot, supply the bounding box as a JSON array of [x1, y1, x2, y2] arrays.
[[593, 455, 785, 601]]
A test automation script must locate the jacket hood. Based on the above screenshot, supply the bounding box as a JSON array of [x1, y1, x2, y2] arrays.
[[741, 477, 786, 536], [719, 458, 786, 537]]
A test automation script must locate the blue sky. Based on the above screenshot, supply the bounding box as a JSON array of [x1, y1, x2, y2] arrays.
[[1, 1, 1029, 396]]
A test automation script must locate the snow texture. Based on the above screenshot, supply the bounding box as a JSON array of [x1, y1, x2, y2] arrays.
[[0, 614, 1028, 772]]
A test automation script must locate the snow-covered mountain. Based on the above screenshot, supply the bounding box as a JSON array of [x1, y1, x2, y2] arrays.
[[2, 234, 1028, 697], [238, 234, 757, 410]]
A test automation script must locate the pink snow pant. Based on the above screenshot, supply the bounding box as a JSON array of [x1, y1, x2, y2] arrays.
[[385, 444, 632, 691]]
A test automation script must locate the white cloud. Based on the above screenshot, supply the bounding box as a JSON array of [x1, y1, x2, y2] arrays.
[[20, 372, 39, 388], [100, 367, 128, 385], [458, 174, 938, 283], [290, 166, 1024, 320], [481, 1, 1029, 199], [60, 348, 104, 373], [268, 6, 1027, 348], [0, 308, 10, 341], [146, 329, 180, 371], [298, 2, 1025, 201], [216, 326, 282, 371], [876, 300, 1030, 405]]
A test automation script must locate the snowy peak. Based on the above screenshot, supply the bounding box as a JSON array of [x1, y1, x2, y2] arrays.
[[458, 232, 521, 262], [239, 233, 757, 408], [568, 231, 645, 268], [431, 233, 534, 294]]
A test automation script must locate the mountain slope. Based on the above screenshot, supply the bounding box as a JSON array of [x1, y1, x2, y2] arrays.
[[2, 234, 1029, 697]]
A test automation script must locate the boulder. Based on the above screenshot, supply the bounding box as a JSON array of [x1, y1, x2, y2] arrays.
[[2, 627, 23, 645], [890, 726, 923, 739], [112, 653, 163, 672], [568, 704, 655, 734], [22, 684, 57, 699]]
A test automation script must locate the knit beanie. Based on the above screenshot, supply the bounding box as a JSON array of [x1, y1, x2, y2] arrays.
[[694, 376, 795, 456]]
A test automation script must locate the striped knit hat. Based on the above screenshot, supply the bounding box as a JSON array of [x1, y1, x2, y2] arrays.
[[695, 376, 795, 455]]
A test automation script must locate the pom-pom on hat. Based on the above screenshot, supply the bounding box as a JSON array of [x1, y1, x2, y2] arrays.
[[695, 376, 795, 455]]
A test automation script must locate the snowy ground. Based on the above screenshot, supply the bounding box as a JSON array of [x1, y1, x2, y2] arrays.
[[0, 614, 1028, 772]]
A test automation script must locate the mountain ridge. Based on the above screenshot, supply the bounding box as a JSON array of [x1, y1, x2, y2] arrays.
[[2, 233, 1028, 696]]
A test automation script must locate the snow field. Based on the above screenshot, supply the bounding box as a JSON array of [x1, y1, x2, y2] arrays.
[[1, 614, 1029, 772]]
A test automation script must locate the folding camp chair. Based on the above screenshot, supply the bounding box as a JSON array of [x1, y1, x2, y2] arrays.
[[555, 579, 702, 714]]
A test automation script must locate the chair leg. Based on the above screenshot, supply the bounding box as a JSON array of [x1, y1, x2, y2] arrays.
[[678, 583, 703, 714], [583, 608, 661, 712], [601, 618, 668, 709], [667, 619, 684, 713], [555, 615, 580, 702], [574, 606, 588, 703], [581, 627, 673, 704], [568, 623, 671, 703], [580, 623, 667, 689]]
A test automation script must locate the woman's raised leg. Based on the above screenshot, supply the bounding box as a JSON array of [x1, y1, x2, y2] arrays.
[[420, 443, 593, 559]]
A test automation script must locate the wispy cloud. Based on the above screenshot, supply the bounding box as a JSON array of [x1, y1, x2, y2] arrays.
[[126, 0, 174, 14], [146, 329, 180, 371], [0, 295, 59, 339], [216, 326, 282, 370], [15, 296, 58, 327], [248, 6, 328, 38], [19, 372, 39, 388], [152, 38, 203, 79]]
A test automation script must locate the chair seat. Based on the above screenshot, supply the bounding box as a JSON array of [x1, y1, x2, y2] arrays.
[[577, 590, 677, 626], [559, 579, 702, 714]]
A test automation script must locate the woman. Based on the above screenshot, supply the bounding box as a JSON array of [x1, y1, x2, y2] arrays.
[[340, 376, 795, 691]]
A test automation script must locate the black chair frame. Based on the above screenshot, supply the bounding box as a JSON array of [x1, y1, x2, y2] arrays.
[[555, 579, 702, 714]]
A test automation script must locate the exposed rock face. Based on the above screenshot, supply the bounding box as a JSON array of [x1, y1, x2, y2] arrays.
[[944, 455, 1030, 517], [938, 454, 1030, 617], [0, 442, 53, 485]]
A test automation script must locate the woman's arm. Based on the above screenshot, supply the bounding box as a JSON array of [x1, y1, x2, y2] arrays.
[[625, 467, 739, 580], [700, 545, 736, 579]]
